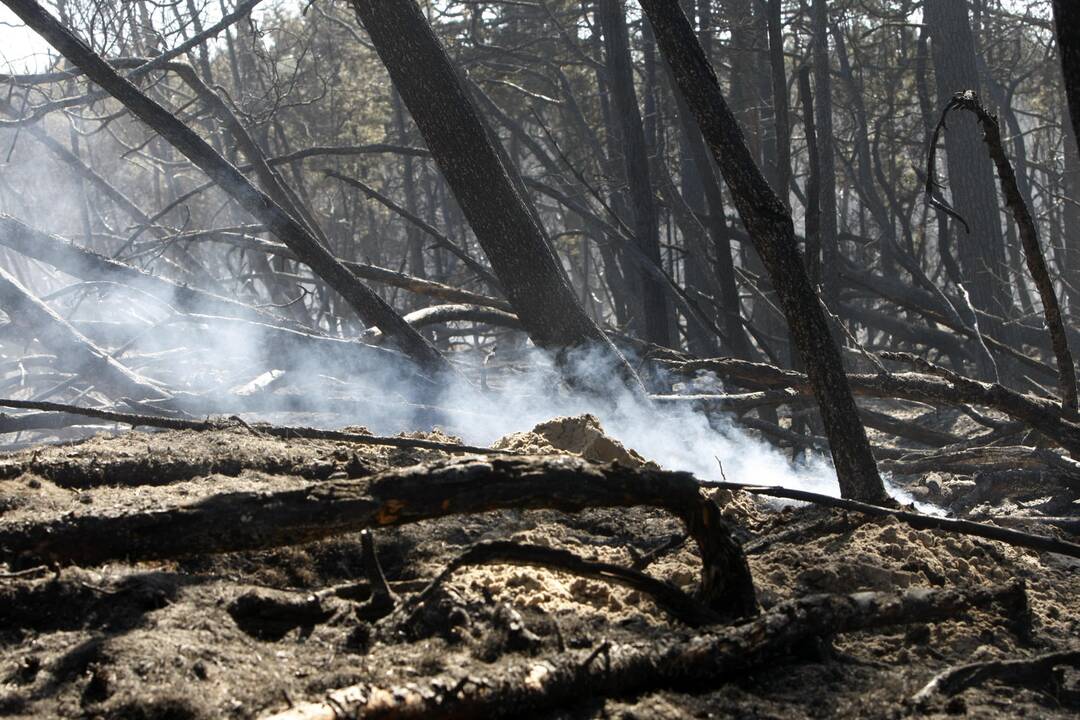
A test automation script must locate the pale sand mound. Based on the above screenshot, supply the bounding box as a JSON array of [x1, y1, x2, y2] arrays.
[[493, 413, 654, 467]]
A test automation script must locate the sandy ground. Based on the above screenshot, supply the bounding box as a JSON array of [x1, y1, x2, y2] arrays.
[[0, 413, 1077, 719]]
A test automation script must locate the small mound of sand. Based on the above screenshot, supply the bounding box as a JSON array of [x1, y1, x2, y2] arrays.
[[493, 414, 654, 468]]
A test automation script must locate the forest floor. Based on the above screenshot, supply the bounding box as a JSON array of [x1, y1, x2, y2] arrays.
[[0, 410, 1077, 719]]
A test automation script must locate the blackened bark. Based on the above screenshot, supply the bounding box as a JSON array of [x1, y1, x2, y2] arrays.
[[766, 0, 791, 209], [638, 1, 887, 503], [811, 0, 839, 306], [349, 0, 644, 394], [924, 0, 1015, 341], [798, 66, 822, 288], [2, 0, 452, 377], [599, 0, 671, 347], [1054, 0, 1080, 165], [947, 93, 1078, 414]]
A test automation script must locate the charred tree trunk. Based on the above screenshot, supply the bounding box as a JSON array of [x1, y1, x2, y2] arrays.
[[599, 0, 671, 348], [1054, 0, 1080, 164], [811, 0, 840, 307], [924, 0, 1016, 354], [349, 0, 643, 394], [638, 0, 887, 503]]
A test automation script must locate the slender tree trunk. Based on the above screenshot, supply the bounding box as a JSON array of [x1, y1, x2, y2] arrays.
[[766, 0, 791, 209], [639, 0, 887, 503], [924, 0, 1016, 348], [811, 0, 839, 307], [392, 88, 428, 310], [349, 0, 644, 394], [599, 0, 671, 347]]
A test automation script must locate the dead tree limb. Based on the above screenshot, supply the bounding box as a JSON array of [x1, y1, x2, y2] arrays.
[[0, 267, 171, 402], [0, 455, 757, 619], [671, 358, 1080, 456], [324, 170, 502, 291], [404, 540, 722, 627], [1, 0, 452, 376], [266, 582, 1025, 720], [939, 91, 1078, 414], [0, 398, 500, 455], [172, 230, 513, 311], [879, 445, 1080, 478], [0, 215, 300, 329], [638, 0, 886, 503], [700, 480, 1080, 559], [363, 304, 522, 340], [911, 649, 1080, 705]]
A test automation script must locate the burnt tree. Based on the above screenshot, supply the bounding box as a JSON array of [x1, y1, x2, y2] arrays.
[[1, 0, 452, 378], [349, 0, 644, 394], [638, 0, 887, 503], [599, 0, 671, 347]]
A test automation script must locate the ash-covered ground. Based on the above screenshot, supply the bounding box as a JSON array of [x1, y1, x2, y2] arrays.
[[0, 413, 1077, 719]]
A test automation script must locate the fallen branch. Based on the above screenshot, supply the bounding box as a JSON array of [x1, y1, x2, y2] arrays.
[[266, 582, 1026, 720], [0, 215, 303, 329], [701, 480, 1080, 559], [0, 398, 500, 455], [0, 266, 171, 402], [0, 456, 757, 619], [669, 357, 1080, 456], [911, 649, 1080, 705]]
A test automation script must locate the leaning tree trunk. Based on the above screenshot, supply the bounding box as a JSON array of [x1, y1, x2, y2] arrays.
[[1, 0, 453, 378], [1054, 0, 1080, 165], [638, 0, 887, 504], [349, 0, 644, 395]]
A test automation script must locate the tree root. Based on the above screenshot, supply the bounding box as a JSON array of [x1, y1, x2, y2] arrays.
[[265, 582, 1027, 720], [401, 540, 721, 628]]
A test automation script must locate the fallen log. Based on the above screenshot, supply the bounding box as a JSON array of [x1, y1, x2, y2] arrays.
[[701, 480, 1080, 559], [0, 455, 757, 620], [0, 266, 171, 402], [265, 582, 1026, 720], [879, 444, 1080, 477], [362, 304, 522, 340], [0, 411, 105, 435]]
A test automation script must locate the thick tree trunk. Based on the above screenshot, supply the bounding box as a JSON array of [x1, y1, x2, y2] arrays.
[[598, 0, 671, 347], [1054, 0, 1080, 164], [349, 0, 643, 394], [638, 1, 887, 503], [2, 0, 452, 377]]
